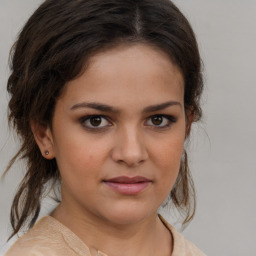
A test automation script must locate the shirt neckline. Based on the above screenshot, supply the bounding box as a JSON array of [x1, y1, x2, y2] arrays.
[[40, 214, 175, 256]]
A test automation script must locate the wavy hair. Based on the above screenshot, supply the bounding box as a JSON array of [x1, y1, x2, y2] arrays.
[[5, 0, 203, 238]]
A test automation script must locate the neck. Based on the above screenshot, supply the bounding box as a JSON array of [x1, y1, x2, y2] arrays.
[[51, 204, 172, 256]]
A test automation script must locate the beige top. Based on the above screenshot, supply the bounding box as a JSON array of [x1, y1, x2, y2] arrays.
[[5, 216, 206, 256]]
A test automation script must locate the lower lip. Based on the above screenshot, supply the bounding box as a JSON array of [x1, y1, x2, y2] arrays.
[[104, 181, 151, 195]]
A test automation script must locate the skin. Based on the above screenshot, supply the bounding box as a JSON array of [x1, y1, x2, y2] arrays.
[[32, 43, 188, 256]]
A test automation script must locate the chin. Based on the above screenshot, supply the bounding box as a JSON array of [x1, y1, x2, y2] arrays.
[[98, 201, 157, 226]]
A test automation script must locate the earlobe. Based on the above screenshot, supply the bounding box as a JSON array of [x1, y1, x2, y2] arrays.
[[30, 120, 55, 159]]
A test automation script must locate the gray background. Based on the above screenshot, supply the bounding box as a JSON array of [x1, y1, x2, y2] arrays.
[[0, 0, 256, 255]]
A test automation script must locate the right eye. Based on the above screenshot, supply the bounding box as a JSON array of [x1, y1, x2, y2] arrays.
[[80, 115, 112, 129]]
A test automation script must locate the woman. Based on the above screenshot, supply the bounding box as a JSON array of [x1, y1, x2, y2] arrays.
[[5, 0, 205, 255]]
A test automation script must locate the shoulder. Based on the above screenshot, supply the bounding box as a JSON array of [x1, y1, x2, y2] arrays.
[[170, 227, 206, 256], [5, 216, 85, 256], [159, 215, 207, 256]]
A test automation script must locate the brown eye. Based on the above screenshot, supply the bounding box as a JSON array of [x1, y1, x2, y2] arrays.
[[90, 116, 102, 127], [151, 116, 163, 126], [81, 115, 111, 129], [145, 115, 176, 128]]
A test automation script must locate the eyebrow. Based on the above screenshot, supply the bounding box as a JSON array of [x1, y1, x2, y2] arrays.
[[70, 102, 118, 113], [142, 101, 181, 113], [70, 101, 181, 113]]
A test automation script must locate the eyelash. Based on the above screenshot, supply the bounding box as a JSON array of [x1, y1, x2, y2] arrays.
[[145, 115, 177, 128], [80, 115, 112, 131], [79, 114, 177, 131]]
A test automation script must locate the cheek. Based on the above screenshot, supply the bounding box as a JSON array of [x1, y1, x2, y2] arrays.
[[157, 144, 183, 180], [53, 133, 110, 181], [150, 134, 185, 189], [152, 134, 184, 168]]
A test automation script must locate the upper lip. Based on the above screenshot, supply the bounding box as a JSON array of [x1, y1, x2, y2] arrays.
[[104, 176, 151, 184]]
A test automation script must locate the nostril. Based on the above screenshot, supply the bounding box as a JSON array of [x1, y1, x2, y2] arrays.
[[111, 131, 149, 166]]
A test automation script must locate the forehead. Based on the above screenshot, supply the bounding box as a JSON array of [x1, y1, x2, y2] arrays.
[[59, 43, 184, 109], [87, 43, 183, 82]]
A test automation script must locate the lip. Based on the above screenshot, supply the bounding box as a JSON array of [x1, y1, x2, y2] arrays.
[[103, 176, 152, 195]]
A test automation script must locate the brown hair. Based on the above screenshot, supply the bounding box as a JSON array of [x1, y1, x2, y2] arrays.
[[5, 0, 203, 238]]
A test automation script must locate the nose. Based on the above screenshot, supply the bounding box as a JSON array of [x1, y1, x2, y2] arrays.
[[111, 126, 148, 167]]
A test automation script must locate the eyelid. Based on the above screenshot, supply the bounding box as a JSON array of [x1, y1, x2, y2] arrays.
[[144, 114, 177, 128], [80, 115, 112, 130], [79, 114, 177, 131]]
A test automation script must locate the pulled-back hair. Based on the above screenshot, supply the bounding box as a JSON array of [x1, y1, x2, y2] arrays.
[[6, 0, 203, 238]]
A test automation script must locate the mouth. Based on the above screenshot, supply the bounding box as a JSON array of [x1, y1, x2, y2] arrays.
[[103, 176, 152, 195]]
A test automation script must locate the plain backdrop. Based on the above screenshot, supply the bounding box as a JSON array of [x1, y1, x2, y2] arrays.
[[0, 1, 256, 255]]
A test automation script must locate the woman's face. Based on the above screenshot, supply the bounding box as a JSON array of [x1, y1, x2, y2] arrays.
[[45, 44, 186, 225]]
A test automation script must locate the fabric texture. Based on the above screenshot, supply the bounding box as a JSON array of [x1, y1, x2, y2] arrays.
[[5, 216, 206, 256]]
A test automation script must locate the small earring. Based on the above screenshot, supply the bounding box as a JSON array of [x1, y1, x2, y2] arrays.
[[45, 151, 49, 156]]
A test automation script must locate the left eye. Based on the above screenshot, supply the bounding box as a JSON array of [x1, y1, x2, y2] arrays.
[[81, 116, 111, 128], [145, 115, 176, 128]]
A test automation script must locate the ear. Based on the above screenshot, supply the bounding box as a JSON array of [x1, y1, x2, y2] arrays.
[[30, 120, 55, 159]]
